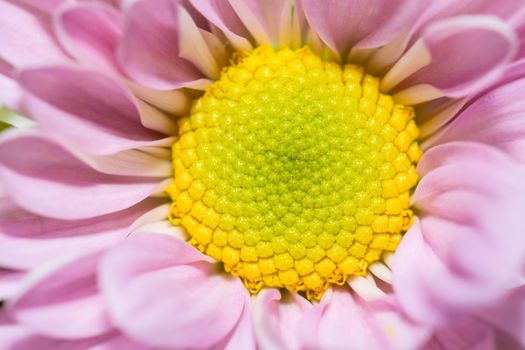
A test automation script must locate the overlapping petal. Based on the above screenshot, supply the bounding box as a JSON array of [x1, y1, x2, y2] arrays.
[[394, 142, 525, 325], [0, 1, 68, 69], [118, 0, 208, 90], [0, 131, 162, 220], [0, 196, 166, 270], [253, 288, 311, 350], [424, 76, 525, 164], [54, 2, 124, 72], [7, 250, 112, 339], [386, 15, 518, 104], [18, 66, 169, 154], [301, 0, 427, 59], [100, 233, 248, 349]]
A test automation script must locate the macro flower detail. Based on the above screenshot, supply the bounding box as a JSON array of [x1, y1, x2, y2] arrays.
[[0, 1, 524, 350]]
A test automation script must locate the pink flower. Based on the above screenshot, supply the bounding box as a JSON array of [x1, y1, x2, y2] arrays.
[[1, 0, 524, 349]]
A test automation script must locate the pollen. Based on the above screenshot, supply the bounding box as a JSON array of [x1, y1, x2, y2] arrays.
[[168, 47, 421, 300]]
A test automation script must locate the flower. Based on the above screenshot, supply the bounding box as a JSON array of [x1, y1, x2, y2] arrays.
[[0, 0, 524, 349]]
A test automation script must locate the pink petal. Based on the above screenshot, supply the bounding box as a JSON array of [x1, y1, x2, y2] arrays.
[[54, 3, 123, 72], [229, 0, 290, 47], [7, 250, 113, 339], [423, 317, 495, 350], [189, 0, 252, 51], [117, 0, 207, 90], [0, 269, 25, 300], [253, 289, 311, 350], [213, 300, 256, 350], [100, 233, 246, 349], [299, 289, 429, 349], [394, 142, 525, 325], [0, 2, 68, 69], [300, 288, 386, 349], [0, 314, 136, 350], [424, 77, 525, 164], [0, 73, 21, 111], [0, 196, 164, 270], [368, 0, 525, 73], [300, 0, 426, 59], [18, 66, 166, 155], [8, 0, 66, 14], [478, 286, 525, 347], [0, 131, 161, 220], [396, 15, 518, 98]]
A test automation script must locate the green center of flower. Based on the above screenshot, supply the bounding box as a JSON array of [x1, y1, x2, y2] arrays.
[[168, 47, 421, 299]]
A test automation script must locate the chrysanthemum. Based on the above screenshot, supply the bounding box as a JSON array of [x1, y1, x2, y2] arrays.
[[0, 0, 524, 349]]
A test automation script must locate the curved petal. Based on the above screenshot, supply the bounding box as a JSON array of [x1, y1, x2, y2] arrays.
[[7, 250, 112, 339], [0, 313, 136, 350], [300, 0, 426, 60], [9, 1, 66, 14], [117, 0, 208, 90], [393, 15, 518, 100], [213, 299, 256, 350], [0, 196, 165, 270], [0, 131, 161, 220], [0, 269, 25, 300], [300, 289, 429, 350], [478, 286, 525, 347], [423, 77, 525, 164], [368, 0, 525, 73], [0, 74, 22, 111], [394, 142, 525, 325], [54, 2, 123, 72], [423, 317, 495, 350], [0, 1, 67, 69], [253, 288, 311, 350], [18, 66, 167, 155], [100, 233, 246, 349], [189, 0, 252, 51], [300, 288, 386, 350], [229, 0, 291, 47]]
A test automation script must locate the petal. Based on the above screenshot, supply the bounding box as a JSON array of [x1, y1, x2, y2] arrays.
[[0, 314, 132, 350], [393, 15, 518, 101], [424, 317, 496, 350], [368, 0, 525, 73], [300, 289, 430, 350], [229, 0, 292, 47], [0, 74, 22, 111], [100, 233, 246, 349], [0, 1, 67, 69], [300, 0, 426, 59], [478, 286, 525, 347], [0, 269, 25, 300], [177, 5, 221, 80], [394, 142, 525, 325], [117, 0, 208, 90], [54, 3, 123, 72], [189, 0, 252, 51], [253, 289, 311, 350], [300, 288, 386, 350], [424, 77, 525, 164], [0, 131, 161, 220], [0, 196, 165, 270], [213, 300, 256, 350], [7, 250, 113, 339], [18, 66, 167, 155]]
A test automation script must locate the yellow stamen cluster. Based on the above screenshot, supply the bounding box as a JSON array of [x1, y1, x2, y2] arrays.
[[168, 47, 421, 299]]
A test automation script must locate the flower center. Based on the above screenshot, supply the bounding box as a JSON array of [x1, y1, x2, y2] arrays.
[[168, 47, 421, 300]]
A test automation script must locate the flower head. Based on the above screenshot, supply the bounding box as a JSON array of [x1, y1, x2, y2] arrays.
[[0, 0, 524, 349]]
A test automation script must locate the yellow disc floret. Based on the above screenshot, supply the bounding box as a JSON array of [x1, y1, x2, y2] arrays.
[[168, 47, 421, 300]]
